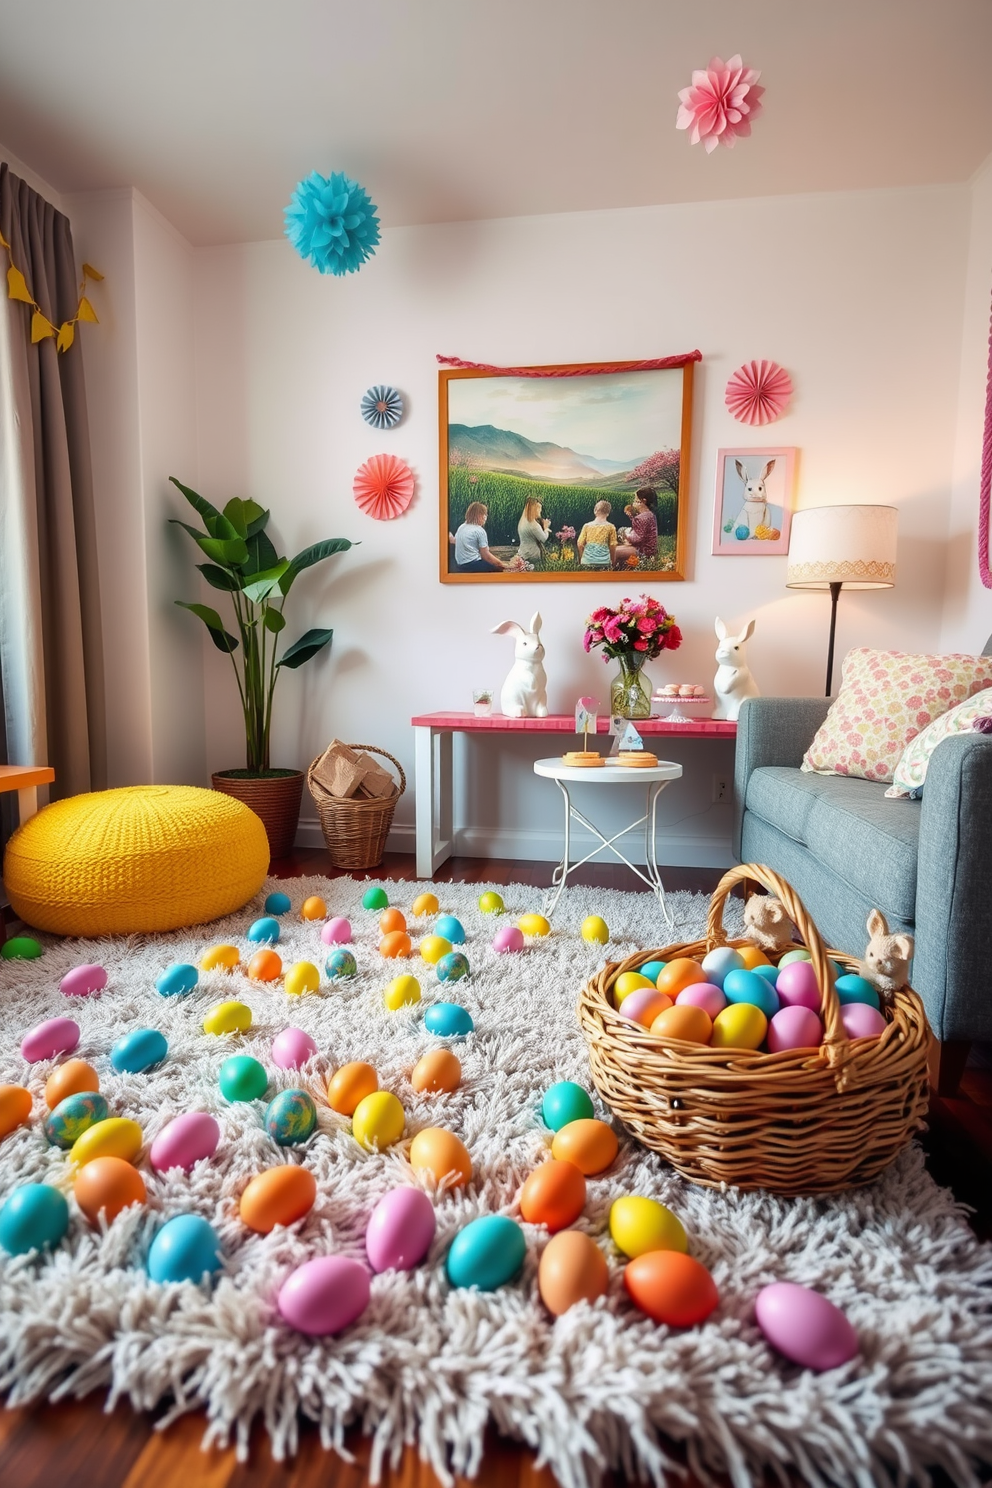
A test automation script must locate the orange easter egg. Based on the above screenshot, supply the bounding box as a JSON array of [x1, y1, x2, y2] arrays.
[[538, 1229, 609, 1317], [409, 1127, 472, 1188], [411, 1049, 462, 1095], [327, 1061, 378, 1116], [379, 908, 407, 935], [45, 1059, 99, 1110], [551, 1118, 619, 1176], [248, 948, 282, 982], [737, 945, 770, 969], [74, 1155, 146, 1224], [624, 1249, 719, 1327], [301, 896, 327, 921], [239, 1164, 317, 1234], [649, 1003, 713, 1044], [519, 1159, 586, 1231], [380, 930, 413, 959], [655, 959, 706, 999], [0, 1085, 32, 1141]]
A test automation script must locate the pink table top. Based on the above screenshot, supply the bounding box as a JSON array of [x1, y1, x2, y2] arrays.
[[411, 711, 737, 739]]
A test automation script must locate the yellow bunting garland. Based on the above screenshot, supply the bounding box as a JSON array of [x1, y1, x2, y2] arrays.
[[0, 227, 102, 353]]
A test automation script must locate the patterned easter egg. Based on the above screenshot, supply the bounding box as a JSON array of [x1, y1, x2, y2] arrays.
[[44, 1091, 109, 1149], [265, 1088, 317, 1146], [325, 948, 357, 979], [436, 951, 470, 983]]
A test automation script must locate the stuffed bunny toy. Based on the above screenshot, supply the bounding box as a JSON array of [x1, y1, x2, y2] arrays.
[[859, 909, 914, 1000], [712, 617, 759, 721], [491, 612, 548, 718], [743, 893, 796, 954]]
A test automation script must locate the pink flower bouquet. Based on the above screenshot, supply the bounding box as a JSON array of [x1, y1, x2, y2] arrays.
[[584, 596, 682, 661]]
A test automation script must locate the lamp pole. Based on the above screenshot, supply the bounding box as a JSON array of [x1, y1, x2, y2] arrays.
[[824, 581, 842, 697]]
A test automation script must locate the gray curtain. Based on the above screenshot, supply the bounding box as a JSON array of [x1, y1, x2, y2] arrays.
[[0, 163, 106, 799]]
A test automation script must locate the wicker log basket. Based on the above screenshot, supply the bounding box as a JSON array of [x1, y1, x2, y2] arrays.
[[307, 745, 405, 871], [577, 863, 932, 1196]]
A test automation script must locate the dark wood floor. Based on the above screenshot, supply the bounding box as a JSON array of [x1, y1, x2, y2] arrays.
[[3, 852, 991, 1488]]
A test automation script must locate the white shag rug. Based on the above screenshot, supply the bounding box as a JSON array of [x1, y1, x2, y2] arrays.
[[1, 876, 991, 1488]]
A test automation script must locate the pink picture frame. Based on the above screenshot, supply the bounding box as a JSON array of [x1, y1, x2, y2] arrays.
[[712, 446, 797, 557]]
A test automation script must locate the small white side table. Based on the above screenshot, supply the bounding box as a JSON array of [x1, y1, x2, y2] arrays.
[[533, 756, 683, 925]]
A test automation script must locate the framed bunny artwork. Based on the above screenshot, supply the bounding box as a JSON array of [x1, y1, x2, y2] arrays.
[[711, 446, 797, 556]]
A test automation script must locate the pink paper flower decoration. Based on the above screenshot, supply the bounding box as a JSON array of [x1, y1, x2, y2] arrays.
[[725, 360, 793, 426], [353, 453, 415, 519], [676, 54, 764, 153]]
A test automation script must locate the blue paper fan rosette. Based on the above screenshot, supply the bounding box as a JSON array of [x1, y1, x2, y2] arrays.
[[284, 170, 380, 276], [361, 385, 404, 430]]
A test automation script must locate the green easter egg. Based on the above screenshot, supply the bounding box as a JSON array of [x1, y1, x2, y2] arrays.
[[219, 1055, 268, 1103], [362, 886, 389, 911], [1, 936, 43, 960]]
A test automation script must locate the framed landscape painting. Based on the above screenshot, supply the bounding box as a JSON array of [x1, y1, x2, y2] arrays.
[[711, 447, 797, 557], [439, 359, 694, 583]]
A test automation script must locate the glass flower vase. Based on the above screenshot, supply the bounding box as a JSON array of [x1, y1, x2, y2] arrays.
[[610, 653, 652, 720]]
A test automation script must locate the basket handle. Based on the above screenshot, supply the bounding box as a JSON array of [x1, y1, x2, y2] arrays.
[[705, 863, 845, 1046]]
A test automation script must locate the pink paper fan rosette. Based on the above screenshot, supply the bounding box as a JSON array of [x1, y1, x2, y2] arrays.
[[676, 54, 764, 153], [725, 360, 793, 426], [353, 453, 415, 519]]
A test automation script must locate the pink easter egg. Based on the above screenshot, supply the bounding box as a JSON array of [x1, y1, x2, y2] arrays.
[[277, 1254, 371, 1336], [149, 1111, 220, 1173], [841, 1003, 888, 1040], [676, 982, 727, 1019], [21, 1017, 80, 1063], [619, 987, 673, 1028], [767, 1005, 824, 1053], [493, 926, 525, 954], [755, 1282, 859, 1370], [321, 917, 352, 946], [59, 963, 107, 998], [774, 960, 821, 1011], [271, 1027, 318, 1070], [365, 1186, 436, 1273]]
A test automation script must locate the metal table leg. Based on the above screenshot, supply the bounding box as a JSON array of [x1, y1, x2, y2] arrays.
[[542, 778, 676, 928]]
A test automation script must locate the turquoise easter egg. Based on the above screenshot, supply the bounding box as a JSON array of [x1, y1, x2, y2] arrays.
[[835, 974, 881, 1010], [44, 1091, 109, 1149], [0, 1183, 69, 1254], [111, 1028, 168, 1074], [436, 951, 470, 983], [155, 963, 198, 997], [424, 1003, 474, 1037], [446, 1215, 526, 1291], [435, 915, 466, 945], [325, 948, 357, 979], [219, 1055, 268, 1103], [265, 892, 292, 916], [735, 524, 750, 540], [147, 1213, 222, 1284], [752, 964, 781, 987], [639, 960, 667, 985], [0, 936, 42, 960], [541, 1081, 594, 1132], [247, 917, 280, 945], [265, 1088, 318, 1146], [362, 886, 389, 910], [723, 968, 780, 1019]]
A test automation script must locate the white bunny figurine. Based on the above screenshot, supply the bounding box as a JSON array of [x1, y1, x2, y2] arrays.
[[712, 617, 759, 721], [491, 611, 548, 718]]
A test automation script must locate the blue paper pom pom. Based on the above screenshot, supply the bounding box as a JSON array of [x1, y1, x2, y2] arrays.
[[284, 171, 380, 276], [361, 385, 403, 429], [735, 524, 750, 540]]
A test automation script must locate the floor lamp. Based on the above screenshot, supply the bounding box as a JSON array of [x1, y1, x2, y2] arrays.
[[786, 505, 898, 696]]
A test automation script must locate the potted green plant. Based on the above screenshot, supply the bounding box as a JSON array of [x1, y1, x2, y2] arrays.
[[170, 477, 355, 856]]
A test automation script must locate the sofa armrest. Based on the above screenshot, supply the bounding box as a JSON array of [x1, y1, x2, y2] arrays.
[[915, 731, 992, 1041], [733, 697, 832, 859]]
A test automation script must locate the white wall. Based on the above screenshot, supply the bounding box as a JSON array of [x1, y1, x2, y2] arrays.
[[191, 184, 970, 864]]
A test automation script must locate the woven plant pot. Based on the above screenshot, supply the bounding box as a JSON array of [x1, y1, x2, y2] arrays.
[[307, 745, 405, 871], [211, 769, 304, 860], [577, 863, 932, 1195]]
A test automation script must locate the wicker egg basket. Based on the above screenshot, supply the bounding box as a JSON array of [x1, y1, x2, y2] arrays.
[[576, 863, 933, 1195], [307, 745, 405, 871]]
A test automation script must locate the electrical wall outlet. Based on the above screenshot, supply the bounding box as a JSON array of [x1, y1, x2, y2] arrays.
[[712, 775, 730, 803]]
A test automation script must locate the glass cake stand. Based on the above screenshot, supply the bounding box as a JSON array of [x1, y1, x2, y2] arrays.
[[652, 693, 712, 724]]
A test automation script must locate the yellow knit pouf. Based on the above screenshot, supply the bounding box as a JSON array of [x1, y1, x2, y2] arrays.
[[3, 786, 270, 937]]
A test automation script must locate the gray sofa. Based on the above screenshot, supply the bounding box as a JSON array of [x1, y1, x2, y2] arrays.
[[734, 692, 992, 1094]]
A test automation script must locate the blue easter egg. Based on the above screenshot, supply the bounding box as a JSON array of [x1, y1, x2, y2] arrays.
[[435, 915, 466, 945], [723, 968, 780, 1019], [638, 960, 667, 985], [0, 1184, 69, 1255], [248, 916, 281, 945], [111, 1028, 168, 1074], [735, 524, 750, 540], [752, 964, 781, 987], [436, 951, 470, 983], [700, 946, 745, 988], [264, 892, 292, 916], [147, 1213, 222, 1284], [325, 948, 357, 979], [446, 1215, 526, 1291], [424, 1002, 474, 1037], [835, 974, 881, 1010], [155, 962, 199, 997], [541, 1081, 594, 1132], [44, 1091, 109, 1149], [265, 1088, 317, 1146], [830, 960, 846, 978]]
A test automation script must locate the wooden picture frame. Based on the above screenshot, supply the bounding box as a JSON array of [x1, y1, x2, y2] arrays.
[[711, 447, 797, 556], [439, 359, 694, 583]]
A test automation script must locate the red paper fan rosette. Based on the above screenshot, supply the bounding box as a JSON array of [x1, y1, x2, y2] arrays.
[[353, 453, 415, 519], [725, 360, 793, 426]]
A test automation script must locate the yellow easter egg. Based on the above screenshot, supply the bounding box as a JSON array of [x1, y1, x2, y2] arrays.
[[199, 944, 240, 972], [327, 1061, 378, 1116], [581, 916, 609, 945], [284, 961, 320, 997], [419, 935, 452, 965], [412, 893, 439, 917], [710, 1002, 768, 1050], [385, 973, 421, 1010], [203, 1000, 252, 1036], [352, 1090, 405, 1151], [71, 1116, 143, 1167], [614, 971, 656, 1006], [518, 913, 550, 937], [609, 1196, 688, 1259], [301, 896, 327, 921], [737, 945, 771, 969]]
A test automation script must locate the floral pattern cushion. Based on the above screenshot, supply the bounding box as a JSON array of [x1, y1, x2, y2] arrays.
[[884, 686, 992, 797], [801, 649, 992, 783]]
